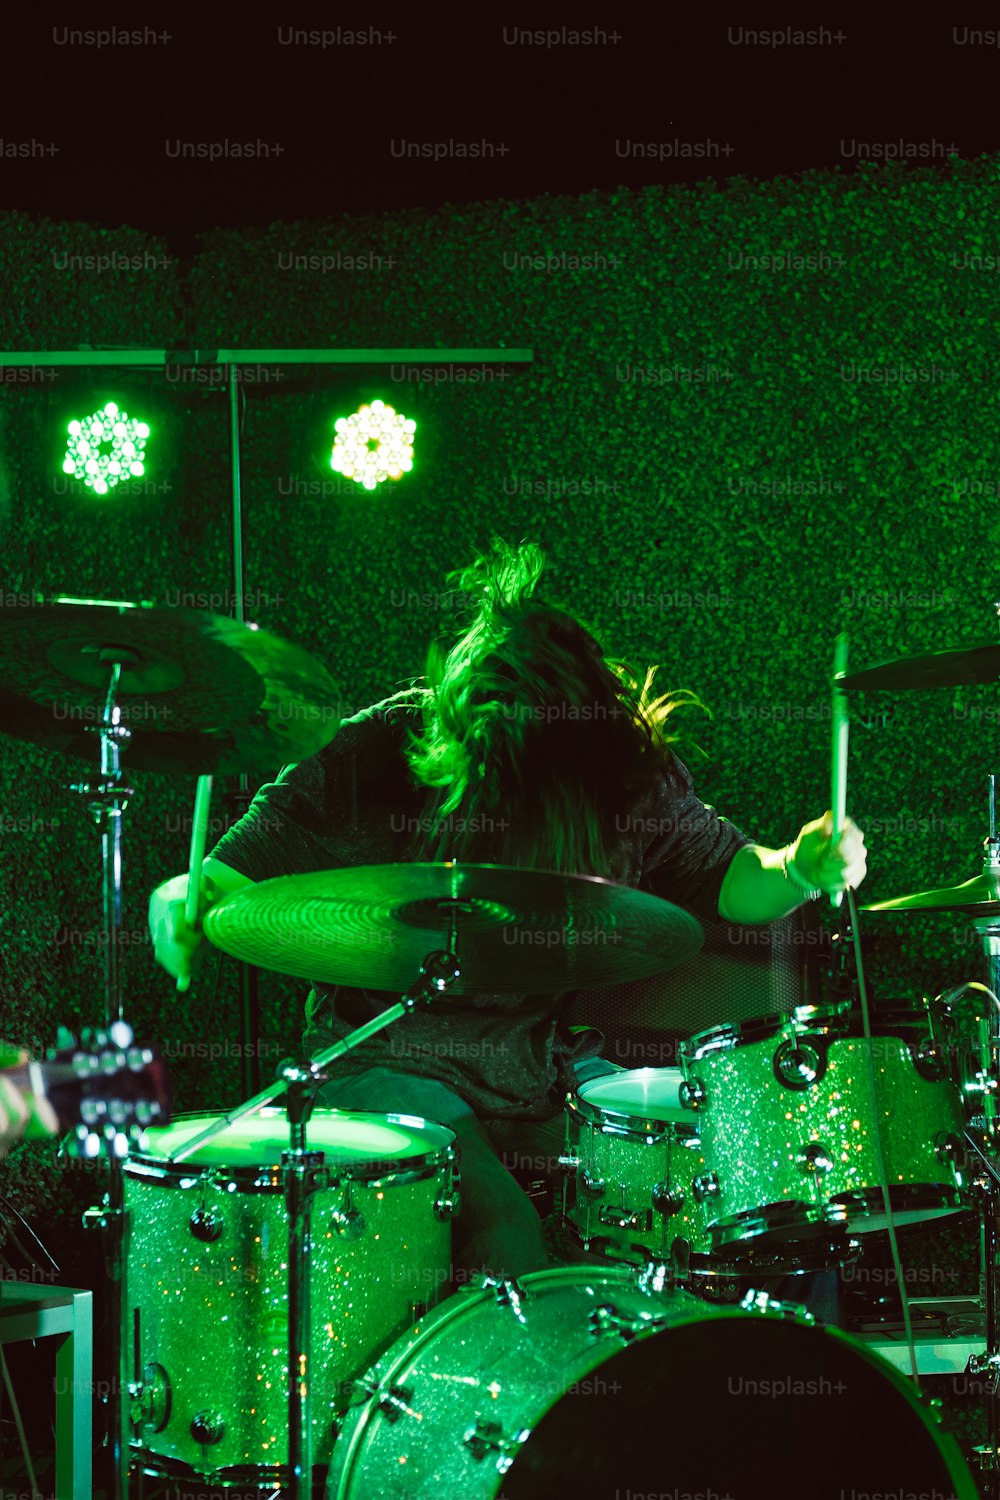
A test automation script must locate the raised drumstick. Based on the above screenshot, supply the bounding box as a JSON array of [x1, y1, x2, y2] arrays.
[[177, 774, 213, 993], [830, 632, 850, 909]]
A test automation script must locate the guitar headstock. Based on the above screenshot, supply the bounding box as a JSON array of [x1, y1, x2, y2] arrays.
[[37, 1020, 172, 1160]]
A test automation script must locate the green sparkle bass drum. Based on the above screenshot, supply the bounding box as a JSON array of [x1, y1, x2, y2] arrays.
[[124, 1107, 458, 1488], [678, 1001, 970, 1253], [325, 1264, 977, 1499]]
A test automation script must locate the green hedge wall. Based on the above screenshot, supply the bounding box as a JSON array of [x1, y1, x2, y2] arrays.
[[1, 164, 997, 1438]]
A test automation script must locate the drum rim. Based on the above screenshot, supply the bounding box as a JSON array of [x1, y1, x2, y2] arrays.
[[681, 999, 951, 1059], [566, 1090, 698, 1140], [123, 1106, 457, 1184]]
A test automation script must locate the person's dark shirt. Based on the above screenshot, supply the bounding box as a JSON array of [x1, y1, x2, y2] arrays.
[[208, 694, 754, 1119]]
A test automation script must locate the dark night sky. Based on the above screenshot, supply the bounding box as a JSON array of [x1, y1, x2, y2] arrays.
[[1, 17, 996, 257]]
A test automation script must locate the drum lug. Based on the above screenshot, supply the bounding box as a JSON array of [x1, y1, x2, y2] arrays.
[[797, 1141, 834, 1176], [579, 1168, 605, 1197], [588, 1301, 663, 1342], [692, 1172, 720, 1204], [678, 1077, 706, 1111], [464, 1415, 527, 1471], [190, 1409, 226, 1446], [188, 1206, 224, 1242], [127, 1362, 170, 1433], [651, 1181, 685, 1217], [934, 1131, 965, 1169], [741, 1288, 815, 1325], [482, 1276, 528, 1319], [376, 1384, 413, 1423], [331, 1204, 366, 1238], [331, 1181, 366, 1239], [913, 1039, 949, 1082], [433, 1189, 462, 1220], [774, 1040, 824, 1089]]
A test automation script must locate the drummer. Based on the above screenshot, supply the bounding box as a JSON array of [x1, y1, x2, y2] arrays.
[[149, 537, 867, 1284]]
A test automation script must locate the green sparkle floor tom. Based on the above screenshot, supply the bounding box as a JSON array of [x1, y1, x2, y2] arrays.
[[124, 1106, 457, 1488], [679, 1003, 969, 1252]]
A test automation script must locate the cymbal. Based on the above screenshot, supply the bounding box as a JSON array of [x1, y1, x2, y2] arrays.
[[0, 599, 340, 774], [202, 863, 705, 993], [863, 869, 1000, 915], [837, 644, 1000, 692]]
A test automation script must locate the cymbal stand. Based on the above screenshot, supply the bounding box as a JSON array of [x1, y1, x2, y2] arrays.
[[962, 1127, 1000, 1493], [168, 943, 462, 1500], [69, 652, 135, 1500]]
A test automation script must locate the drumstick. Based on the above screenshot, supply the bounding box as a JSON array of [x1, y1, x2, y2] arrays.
[[830, 633, 850, 910], [177, 774, 213, 993]]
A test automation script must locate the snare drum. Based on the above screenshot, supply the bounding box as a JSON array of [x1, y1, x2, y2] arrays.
[[326, 1264, 977, 1500], [125, 1108, 457, 1487], [680, 1003, 969, 1252], [562, 1068, 711, 1263]]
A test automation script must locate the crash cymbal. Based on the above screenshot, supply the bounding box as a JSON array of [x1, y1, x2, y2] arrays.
[[0, 598, 340, 774], [863, 869, 1000, 916], [837, 644, 1000, 692], [202, 863, 705, 993]]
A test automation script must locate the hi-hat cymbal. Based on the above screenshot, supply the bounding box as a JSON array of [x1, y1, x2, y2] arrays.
[[0, 599, 341, 773], [202, 863, 705, 993], [863, 870, 1000, 916], [837, 644, 1000, 692]]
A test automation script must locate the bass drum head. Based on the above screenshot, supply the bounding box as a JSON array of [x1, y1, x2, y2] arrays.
[[501, 1318, 974, 1500], [328, 1268, 975, 1500]]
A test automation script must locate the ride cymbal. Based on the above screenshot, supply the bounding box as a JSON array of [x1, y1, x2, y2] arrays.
[[202, 862, 705, 993]]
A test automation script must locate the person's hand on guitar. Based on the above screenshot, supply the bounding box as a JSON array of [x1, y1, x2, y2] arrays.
[[0, 1043, 59, 1156]]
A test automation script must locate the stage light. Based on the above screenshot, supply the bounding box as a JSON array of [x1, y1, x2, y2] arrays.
[[62, 401, 151, 496], [330, 399, 415, 491]]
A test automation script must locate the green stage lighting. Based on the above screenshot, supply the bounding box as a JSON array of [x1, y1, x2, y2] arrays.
[[62, 402, 151, 496], [330, 399, 415, 491]]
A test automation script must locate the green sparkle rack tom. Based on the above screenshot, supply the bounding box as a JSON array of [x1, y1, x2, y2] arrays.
[[677, 1001, 970, 1252]]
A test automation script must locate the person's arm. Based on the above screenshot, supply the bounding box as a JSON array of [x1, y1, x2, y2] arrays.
[[717, 811, 867, 924], [149, 856, 255, 983]]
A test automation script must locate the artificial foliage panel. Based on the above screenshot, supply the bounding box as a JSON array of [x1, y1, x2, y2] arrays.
[[1, 161, 998, 1458]]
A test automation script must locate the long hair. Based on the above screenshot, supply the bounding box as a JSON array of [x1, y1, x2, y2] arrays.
[[404, 537, 710, 877]]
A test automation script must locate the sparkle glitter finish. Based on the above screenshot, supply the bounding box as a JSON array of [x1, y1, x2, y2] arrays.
[[327, 1267, 714, 1497], [682, 1010, 969, 1246], [324, 1265, 976, 1499], [124, 1109, 455, 1481], [563, 1069, 711, 1259]]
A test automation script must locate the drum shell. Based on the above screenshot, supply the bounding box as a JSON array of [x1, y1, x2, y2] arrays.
[[326, 1263, 977, 1500], [124, 1108, 455, 1482], [681, 1006, 969, 1245], [562, 1068, 711, 1260]]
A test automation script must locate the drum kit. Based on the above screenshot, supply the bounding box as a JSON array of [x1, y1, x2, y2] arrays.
[[4, 595, 1000, 1497]]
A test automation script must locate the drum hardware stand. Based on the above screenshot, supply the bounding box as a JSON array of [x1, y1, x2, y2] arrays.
[[960, 1127, 1000, 1493], [68, 651, 136, 1500]]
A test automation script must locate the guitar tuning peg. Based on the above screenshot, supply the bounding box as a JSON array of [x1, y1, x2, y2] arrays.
[[109, 1020, 133, 1049]]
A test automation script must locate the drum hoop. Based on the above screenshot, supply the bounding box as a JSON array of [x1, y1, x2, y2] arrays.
[[681, 1002, 851, 1058], [123, 1109, 456, 1190], [567, 1092, 697, 1142]]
